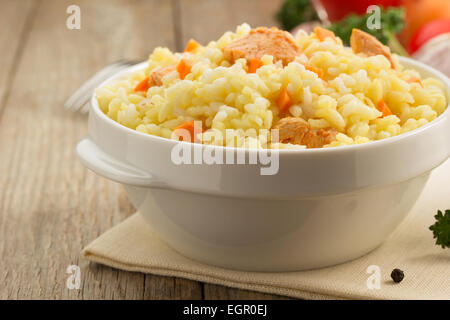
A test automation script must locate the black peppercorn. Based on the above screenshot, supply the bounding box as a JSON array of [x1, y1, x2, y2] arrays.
[[391, 268, 404, 283]]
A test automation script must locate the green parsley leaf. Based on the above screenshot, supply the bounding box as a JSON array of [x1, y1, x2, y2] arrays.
[[328, 7, 406, 55], [276, 1, 407, 55], [429, 210, 450, 249], [276, 0, 318, 31]]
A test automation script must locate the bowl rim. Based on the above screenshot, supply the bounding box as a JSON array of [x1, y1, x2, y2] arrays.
[[90, 57, 450, 155]]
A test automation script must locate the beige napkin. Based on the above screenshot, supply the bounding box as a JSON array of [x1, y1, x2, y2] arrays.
[[83, 159, 450, 300]]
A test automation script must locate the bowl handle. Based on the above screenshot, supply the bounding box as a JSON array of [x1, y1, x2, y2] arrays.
[[76, 137, 165, 188]]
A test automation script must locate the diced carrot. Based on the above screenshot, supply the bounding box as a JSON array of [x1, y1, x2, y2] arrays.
[[248, 58, 264, 73], [302, 63, 325, 81], [314, 26, 337, 42], [276, 87, 293, 113], [407, 76, 423, 87], [173, 120, 203, 143], [134, 76, 150, 92], [184, 38, 201, 53], [176, 59, 192, 80], [377, 99, 392, 117], [174, 121, 195, 142]]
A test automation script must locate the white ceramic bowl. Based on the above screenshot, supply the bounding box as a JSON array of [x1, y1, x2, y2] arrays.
[[77, 58, 450, 271]]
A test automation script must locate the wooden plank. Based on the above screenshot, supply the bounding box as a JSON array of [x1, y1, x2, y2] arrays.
[[0, 0, 35, 115], [177, 0, 287, 300], [204, 284, 292, 300], [0, 0, 202, 299], [143, 276, 202, 300]]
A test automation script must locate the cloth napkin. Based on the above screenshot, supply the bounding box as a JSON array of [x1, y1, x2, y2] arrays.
[[82, 159, 450, 300]]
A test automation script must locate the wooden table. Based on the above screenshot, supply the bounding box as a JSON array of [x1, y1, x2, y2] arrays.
[[0, 0, 290, 299]]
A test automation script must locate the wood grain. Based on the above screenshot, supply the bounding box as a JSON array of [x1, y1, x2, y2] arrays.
[[0, 0, 35, 116], [0, 0, 287, 299], [204, 284, 292, 300], [177, 0, 286, 300], [178, 0, 284, 46], [0, 0, 202, 300]]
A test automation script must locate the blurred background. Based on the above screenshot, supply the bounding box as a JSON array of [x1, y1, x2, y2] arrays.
[[276, 0, 450, 74], [1, 0, 449, 300]]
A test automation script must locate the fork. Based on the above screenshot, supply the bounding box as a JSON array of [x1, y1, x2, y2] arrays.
[[64, 60, 138, 114]]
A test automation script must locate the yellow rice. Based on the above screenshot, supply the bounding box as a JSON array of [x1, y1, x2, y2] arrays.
[[95, 24, 447, 149]]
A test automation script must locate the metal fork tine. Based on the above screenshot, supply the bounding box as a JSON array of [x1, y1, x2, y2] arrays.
[[65, 60, 137, 113], [65, 63, 121, 111], [80, 101, 91, 114], [68, 65, 124, 112], [69, 89, 96, 113], [65, 63, 127, 112]]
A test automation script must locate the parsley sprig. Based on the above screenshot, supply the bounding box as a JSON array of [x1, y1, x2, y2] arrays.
[[429, 210, 450, 249], [276, 0, 407, 55], [327, 7, 407, 55], [276, 0, 318, 31]]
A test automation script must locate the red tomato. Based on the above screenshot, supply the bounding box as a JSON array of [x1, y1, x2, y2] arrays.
[[408, 19, 450, 54], [400, 0, 450, 46], [319, 0, 402, 21]]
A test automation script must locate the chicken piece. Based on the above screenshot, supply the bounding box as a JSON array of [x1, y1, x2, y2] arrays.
[[149, 65, 176, 86], [273, 117, 337, 148], [314, 26, 337, 42], [303, 127, 338, 148], [274, 117, 310, 145], [223, 27, 301, 66], [350, 29, 395, 68]]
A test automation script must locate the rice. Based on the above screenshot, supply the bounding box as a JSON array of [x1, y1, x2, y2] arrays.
[[96, 23, 448, 149]]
